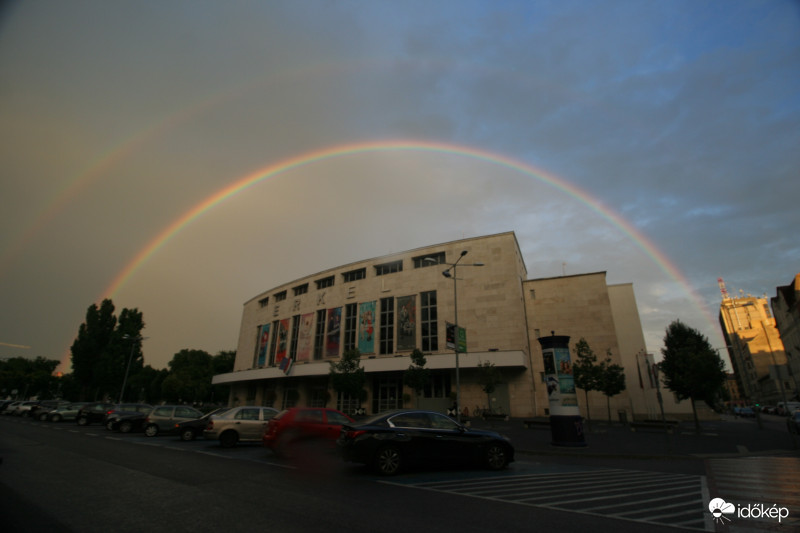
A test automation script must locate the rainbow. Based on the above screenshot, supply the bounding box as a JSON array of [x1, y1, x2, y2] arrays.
[[104, 139, 702, 296], [66, 139, 716, 368]]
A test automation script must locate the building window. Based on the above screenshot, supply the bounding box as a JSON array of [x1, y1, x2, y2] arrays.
[[423, 372, 451, 398], [380, 297, 394, 354], [413, 252, 445, 268], [344, 303, 357, 352], [289, 315, 300, 360], [337, 391, 361, 416], [375, 260, 403, 276], [530, 289, 536, 299], [372, 376, 403, 412], [282, 386, 298, 409], [258, 297, 269, 308], [313, 309, 326, 360], [310, 386, 329, 408], [293, 284, 308, 296], [316, 276, 334, 289], [342, 268, 366, 283], [274, 290, 287, 302], [421, 290, 438, 352]]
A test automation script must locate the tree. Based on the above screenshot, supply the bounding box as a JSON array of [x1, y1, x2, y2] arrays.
[[660, 320, 727, 432], [329, 349, 366, 414], [476, 361, 503, 415], [403, 349, 431, 407], [69, 299, 145, 401], [162, 349, 213, 403], [0, 356, 60, 399], [572, 338, 602, 428], [597, 350, 626, 423]]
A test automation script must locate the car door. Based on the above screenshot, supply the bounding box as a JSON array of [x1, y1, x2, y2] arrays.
[[232, 407, 263, 440], [387, 412, 440, 463], [426, 412, 475, 464]]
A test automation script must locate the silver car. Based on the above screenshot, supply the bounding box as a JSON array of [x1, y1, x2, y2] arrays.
[[143, 405, 204, 437], [203, 406, 279, 447]]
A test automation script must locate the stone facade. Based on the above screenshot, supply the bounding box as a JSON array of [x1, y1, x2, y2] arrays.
[[214, 231, 695, 420]]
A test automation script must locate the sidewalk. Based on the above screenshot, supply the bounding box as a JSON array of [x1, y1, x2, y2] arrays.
[[467, 414, 800, 459]]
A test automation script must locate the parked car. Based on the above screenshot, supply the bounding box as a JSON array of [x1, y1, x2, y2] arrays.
[[263, 407, 354, 457], [203, 406, 279, 448], [75, 402, 117, 425], [2, 401, 22, 415], [103, 404, 154, 431], [32, 400, 71, 421], [734, 406, 756, 418], [8, 401, 38, 416], [787, 411, 800, 433], [175, 408, 231, 441], [0, 400, 14, 413], [47, 402, 89, 422], [337, 409, 515, 475], [142, 405, 204, 436]]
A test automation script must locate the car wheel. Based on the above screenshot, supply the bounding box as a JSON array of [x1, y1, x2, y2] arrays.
[[144, 424, 159, 437], [77, 416, 88, 426], [219, 430, 239, 448], [119, 421, 133, 433], [51, 414, 62, 423], [180, 428, 196, 441], [486, 443, 508, 471], [373, 445, 402, 476]]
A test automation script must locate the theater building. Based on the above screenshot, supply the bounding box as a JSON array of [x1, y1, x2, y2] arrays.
[[212, 231, 692, 420]]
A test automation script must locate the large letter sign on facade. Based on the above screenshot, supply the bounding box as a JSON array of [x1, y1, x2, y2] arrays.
[[538, 334, 586, 447]]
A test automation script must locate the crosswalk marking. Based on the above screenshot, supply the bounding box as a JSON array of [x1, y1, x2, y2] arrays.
[[387, 467, 708, 530]]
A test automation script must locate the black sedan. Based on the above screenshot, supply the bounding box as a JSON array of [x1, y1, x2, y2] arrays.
[[174, 407, 231, 441], [337, 409, 514, 475]]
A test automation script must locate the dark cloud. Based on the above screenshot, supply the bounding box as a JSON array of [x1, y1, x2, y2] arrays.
[[0, 1, 797, 370]]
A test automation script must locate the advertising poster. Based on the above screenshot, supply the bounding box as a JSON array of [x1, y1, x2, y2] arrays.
[[326, 307, 342, 357], [256, 323, 270, 367], [358, 301, 375, 354], [295, 312, 314, 362], [397, 295, 416, 351], [275, 318, 289, 365]]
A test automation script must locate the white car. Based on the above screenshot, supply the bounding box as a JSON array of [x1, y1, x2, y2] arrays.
[[203, 406, 279, 447]]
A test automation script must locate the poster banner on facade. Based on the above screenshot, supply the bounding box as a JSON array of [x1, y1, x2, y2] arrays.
[[326, 307, 342, 357], [542, 345, 579, 413], [397, 295, 416, 351], [358, 301, 376, 354], [295, 312, 314, 362], [256, 323, 270, 367], [275, 319, 289, 365]]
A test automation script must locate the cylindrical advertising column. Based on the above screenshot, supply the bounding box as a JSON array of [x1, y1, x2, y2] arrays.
[[538, 333, 586, 447]]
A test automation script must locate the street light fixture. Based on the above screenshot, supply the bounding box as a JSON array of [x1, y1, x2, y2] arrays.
[[425, 250, 484, 423], [120, 334, 146, 404]]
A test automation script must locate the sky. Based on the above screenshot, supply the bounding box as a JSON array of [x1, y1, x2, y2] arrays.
[[1, 1, 798, 374]]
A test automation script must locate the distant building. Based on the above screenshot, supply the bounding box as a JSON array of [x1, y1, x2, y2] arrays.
[[771, 273, 800, 401], [213, 232, 695, 420], [719, 288, 791, 405]]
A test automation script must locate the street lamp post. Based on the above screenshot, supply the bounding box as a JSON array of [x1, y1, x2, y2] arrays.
[[120, 334, 145, 404], [426, 250, 484, 424]]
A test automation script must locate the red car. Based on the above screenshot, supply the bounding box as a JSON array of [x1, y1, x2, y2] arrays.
[[263, 407, 354, 457]]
